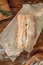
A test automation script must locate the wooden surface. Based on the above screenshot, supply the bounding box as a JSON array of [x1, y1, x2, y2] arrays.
[[25, 52, 43, 65], [0, 0, 43, 65]]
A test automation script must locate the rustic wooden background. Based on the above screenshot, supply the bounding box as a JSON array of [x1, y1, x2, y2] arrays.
[[0, 0, 43, 65]]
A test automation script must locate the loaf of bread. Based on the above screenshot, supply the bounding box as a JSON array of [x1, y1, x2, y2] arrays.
[[17, 14, 35, 51], [0, 3, 43, 61]]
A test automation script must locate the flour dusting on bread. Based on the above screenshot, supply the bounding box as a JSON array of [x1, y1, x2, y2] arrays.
[[17, 14, 35, 51]]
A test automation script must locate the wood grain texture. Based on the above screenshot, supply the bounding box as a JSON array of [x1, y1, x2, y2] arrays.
[[0, 0, 43, 65], [24, 52, 43, 65]]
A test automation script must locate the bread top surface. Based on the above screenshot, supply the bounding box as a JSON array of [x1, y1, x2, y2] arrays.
[[17, 14, 35, 51]]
